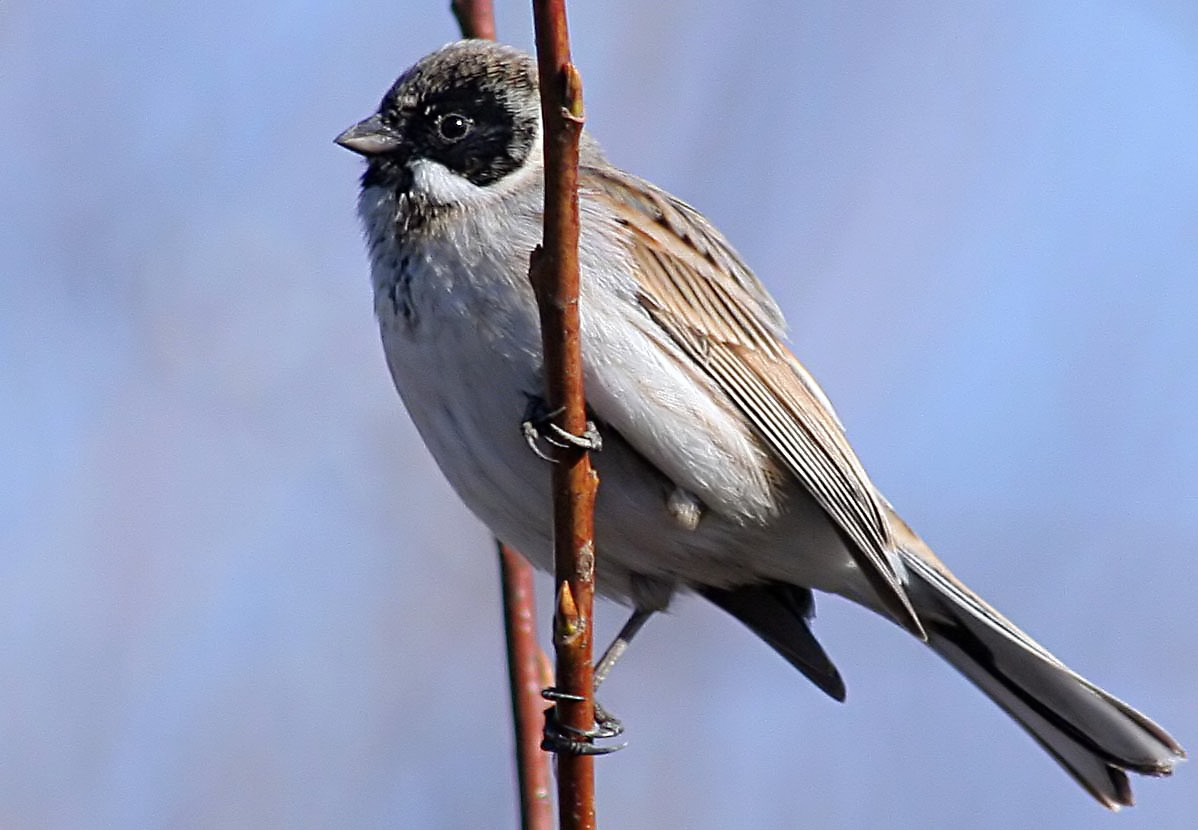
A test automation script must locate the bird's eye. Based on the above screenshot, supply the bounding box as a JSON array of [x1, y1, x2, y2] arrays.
[[435, 113, 473, 142]]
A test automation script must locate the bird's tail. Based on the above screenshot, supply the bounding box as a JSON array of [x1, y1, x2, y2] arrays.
[[887, 509, 1185, 809]]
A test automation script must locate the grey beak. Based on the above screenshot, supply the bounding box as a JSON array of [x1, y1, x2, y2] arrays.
[[335, 113, 402, 157]]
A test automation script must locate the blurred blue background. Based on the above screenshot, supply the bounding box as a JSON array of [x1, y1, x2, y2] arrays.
[[1, 1, 1195, 827]]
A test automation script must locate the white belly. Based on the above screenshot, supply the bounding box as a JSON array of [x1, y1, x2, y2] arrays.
[[371, 226, 863, 608]]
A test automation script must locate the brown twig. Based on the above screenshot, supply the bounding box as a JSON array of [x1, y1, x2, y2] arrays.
[[449, 4, 554, 829], [498, 542, 555, 829], [529, 3, 598, 829], [450, 0, 496, 40]]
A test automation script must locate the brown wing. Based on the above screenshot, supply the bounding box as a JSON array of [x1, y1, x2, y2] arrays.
[[584, 164, 924, 638]]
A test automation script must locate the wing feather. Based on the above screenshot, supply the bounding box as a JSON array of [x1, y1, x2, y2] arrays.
[[586, 165, 924, 637]]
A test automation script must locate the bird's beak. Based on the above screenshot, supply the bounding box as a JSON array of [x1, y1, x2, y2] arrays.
[[335, 114, 402, 157]]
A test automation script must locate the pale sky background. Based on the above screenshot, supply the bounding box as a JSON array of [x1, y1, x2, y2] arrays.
[[2, 1, 1196, 828]]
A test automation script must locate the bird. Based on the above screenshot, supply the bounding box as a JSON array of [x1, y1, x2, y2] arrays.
[[335, 38, 1184, 808]]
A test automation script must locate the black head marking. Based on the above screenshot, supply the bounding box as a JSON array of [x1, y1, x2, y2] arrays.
[[358, 40, 541, 191]]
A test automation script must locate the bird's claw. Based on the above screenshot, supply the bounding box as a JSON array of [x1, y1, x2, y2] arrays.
[[543, 419, 602, 452], [521, 394, 602, 462], [540, 687, 626, 755]]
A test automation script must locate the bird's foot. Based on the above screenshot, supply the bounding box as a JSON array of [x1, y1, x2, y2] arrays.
[[521, 394, 602, 462], [540, 687, 625, 755]]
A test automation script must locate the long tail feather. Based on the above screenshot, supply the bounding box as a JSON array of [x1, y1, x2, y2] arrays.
[[890, 513, 1184, 809]]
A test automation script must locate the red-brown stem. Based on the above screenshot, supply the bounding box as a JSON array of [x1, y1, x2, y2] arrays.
[[450, 0, 496, 40], [449, 4, 554, 828], [498, 542, 555, 830], [530, 3, 598, 829]]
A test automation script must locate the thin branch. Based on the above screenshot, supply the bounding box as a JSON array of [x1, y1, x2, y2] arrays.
[[450, 4, 553, 829], [498, 542, 555, 830], [450, 0, 496, 40], [530, 2, 599, 829]]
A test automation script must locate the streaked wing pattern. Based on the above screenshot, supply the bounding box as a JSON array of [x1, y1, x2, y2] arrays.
[[584, 165, 924, 637]]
